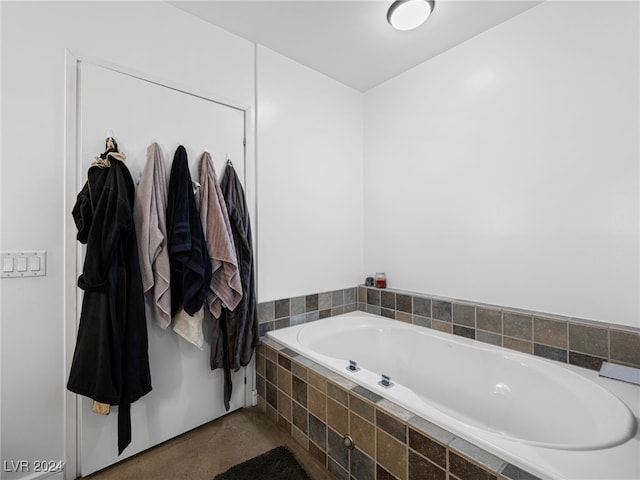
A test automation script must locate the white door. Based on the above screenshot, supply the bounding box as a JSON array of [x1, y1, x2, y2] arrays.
[[76, 62, 248, 475]]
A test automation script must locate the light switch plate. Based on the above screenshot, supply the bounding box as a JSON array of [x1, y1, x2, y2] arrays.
[[1, 251, 46, 278]]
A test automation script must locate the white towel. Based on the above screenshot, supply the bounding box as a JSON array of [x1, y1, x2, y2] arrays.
[[172, 306, 206, 350], [133, 142, 172, 329], [199, 152, 243, 318]]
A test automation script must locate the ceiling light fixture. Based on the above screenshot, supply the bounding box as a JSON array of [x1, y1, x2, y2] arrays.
[[387, 0, 435, 31]]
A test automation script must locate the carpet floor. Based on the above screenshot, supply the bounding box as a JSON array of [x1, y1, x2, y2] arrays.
[[80, 408, 334, 480]]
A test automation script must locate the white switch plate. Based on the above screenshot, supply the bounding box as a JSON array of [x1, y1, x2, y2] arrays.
[[1, 251, 46, 278]]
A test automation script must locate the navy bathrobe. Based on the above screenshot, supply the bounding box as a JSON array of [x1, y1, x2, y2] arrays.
[[166, 145, 211, 317], [67, 159, 152, 455], [212, 163, 258, 409]]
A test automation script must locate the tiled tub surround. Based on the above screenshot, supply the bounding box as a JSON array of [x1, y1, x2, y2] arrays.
[[257, 287, 357, 337], [256, 336, 640, 480], [356, 286, 640, 371], [257, 286, 640, 372]]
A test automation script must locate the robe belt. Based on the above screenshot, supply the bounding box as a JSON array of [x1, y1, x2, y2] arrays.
[[77, 275, 109, 292]]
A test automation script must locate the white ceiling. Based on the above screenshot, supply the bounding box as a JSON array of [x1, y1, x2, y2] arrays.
[[170, 0, 544, 92]]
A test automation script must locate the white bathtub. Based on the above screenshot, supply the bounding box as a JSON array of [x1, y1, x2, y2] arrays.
[[267, 311, 640, 480]]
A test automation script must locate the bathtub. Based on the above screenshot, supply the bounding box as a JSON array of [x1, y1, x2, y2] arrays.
[[267, 311, 640, 480]]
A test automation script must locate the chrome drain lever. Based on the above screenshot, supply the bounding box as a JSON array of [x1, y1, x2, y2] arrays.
[[378, 374, 394, 388], [346, 360, 360, 372]]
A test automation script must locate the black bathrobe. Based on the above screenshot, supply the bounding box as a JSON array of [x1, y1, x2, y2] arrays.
[[212, 163, 258, 409], [67, 159, 152, 455], [166, 145, 211, 317]]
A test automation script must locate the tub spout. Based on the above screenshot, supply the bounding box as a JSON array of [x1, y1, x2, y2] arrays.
[[379, 374, 394, 388]]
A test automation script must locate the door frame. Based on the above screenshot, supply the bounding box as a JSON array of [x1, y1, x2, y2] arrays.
[[63, 49, 257, 479]]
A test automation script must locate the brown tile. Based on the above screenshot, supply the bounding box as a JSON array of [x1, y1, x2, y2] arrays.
[[477, 308, 502, 333], [408, 450, 445, 480], [266, 382, 277, 409], [327, 428, 349, 470], [533, 317, 567, 348], [308, 440, 326, 467], [306, 294, 319, 312], [376, 429, 407, 480], [376, 409, 407, 442], [350, 394, 375, 422], [327, 398, 349, 435], [291, 361, 308, 381], [569, 351, 606, 371], [292, 401, 308, 434], [431, 319, 452, 333], [381, 307, 395, 319], [292, 425, 309, 450], [292, 376, 308, 407], [350, 448, 375, 480], [256, 353, 265, 376], [408, 428, 446, 468], [452, 303, 475, 327], [397, 311, 413, 323], [256, 374, 265, 399], [610, 329, 640, 366], [381, 290, 396, 310], [396, 294, 412, 313], [449, 452, 496, 480], [569, 323, 608, 357], [309, 370, 327, 393], [278, 366, 292, 396], [257, 393, 266, 413], [278, 353, 292, 370], [277, 390, 292, 422], [453, 325, 475, 340], [265, 359, 277, 384], [264, 345, 277, 362], [277, 414, 291, 434], [350, 412, 375, 458], [327, 382, 349, 406], [367, 288, 381, 306], [309, 413, 327, 450], [357, 286, 366, 303], [377, 464, 400, 480], [274, 298, 290, 319], [503, 337, 532, 354], [258, 301, 274, 323], [503, 312, 532, 340], [328, 458, 348, 480], [308, 385, 327, 421]]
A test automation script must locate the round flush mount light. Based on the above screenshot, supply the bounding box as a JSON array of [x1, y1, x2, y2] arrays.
[[387, 0, 435, 31]]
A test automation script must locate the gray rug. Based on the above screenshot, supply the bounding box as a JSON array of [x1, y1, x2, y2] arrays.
[[214, 446, 311, 480]]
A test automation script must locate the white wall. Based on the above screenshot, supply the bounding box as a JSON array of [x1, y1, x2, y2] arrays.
[[256, 45, 364, 301], [0, 2, 254, 478], [363, 0, 639, 327]]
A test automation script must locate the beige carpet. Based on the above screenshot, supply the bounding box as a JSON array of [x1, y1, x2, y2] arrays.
[[81, 408, 334, 480]]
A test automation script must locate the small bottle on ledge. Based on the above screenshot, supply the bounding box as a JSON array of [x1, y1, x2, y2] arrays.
[[374, 272, 387, 289]]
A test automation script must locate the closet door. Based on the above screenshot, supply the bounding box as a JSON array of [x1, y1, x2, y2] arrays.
[[76, 62, 248, 475]]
